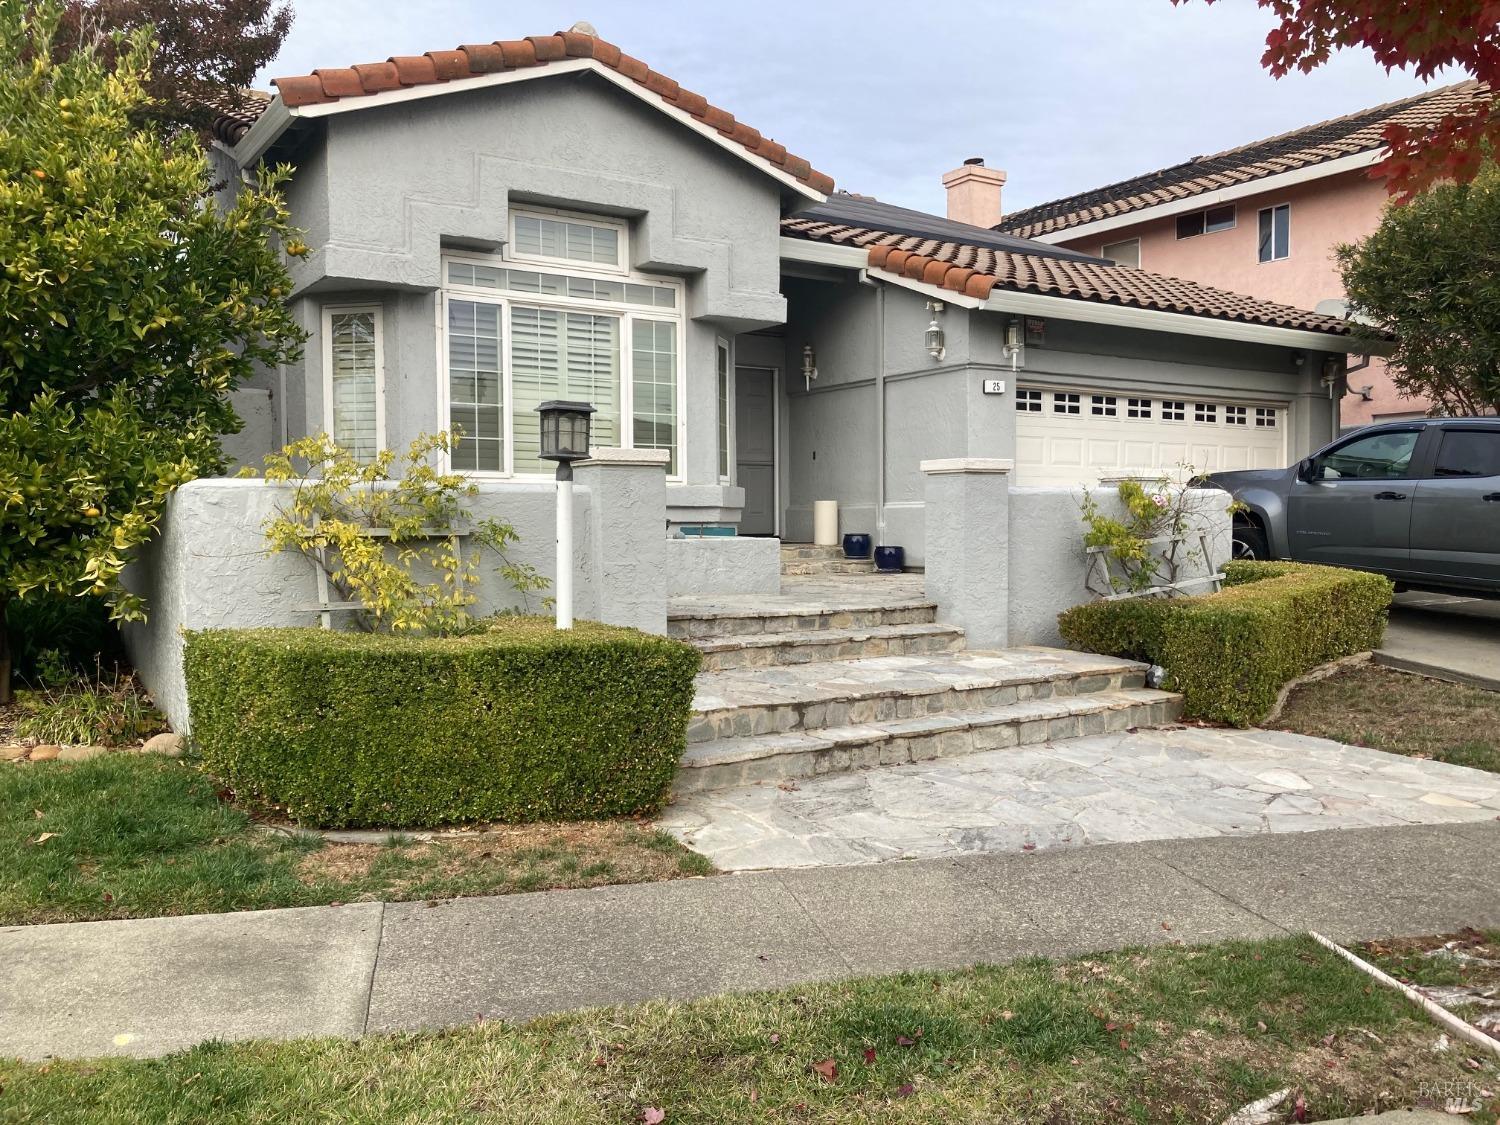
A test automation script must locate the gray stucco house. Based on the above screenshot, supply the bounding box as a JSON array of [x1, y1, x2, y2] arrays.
[[206, 22, 1360, 550], [129, 23, 1372, 729]]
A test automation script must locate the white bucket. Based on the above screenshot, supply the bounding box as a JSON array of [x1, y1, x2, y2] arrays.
[[812, 500, 839, 546]]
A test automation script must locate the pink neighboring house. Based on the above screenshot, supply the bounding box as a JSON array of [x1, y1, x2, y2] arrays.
[[972, 82, 1486, 430]]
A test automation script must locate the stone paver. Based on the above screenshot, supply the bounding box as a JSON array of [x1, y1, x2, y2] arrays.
[[660, 726, 1500, 871], [668, 574, 928, 620]]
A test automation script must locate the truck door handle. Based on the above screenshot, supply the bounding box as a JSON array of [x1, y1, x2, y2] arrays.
[[1373, 491, 1408, 501], [1485, 493, 1500, 502]]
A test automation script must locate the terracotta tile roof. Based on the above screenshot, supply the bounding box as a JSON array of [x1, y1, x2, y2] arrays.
[[205, 88, 272, 145], [997, 81, 1488, 239], [211, 29, 832, 195], [782, 213, 1354, 337]]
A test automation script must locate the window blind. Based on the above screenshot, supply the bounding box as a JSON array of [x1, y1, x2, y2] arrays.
[[329, 311, 379, 461], [511, 307, 621, 474]]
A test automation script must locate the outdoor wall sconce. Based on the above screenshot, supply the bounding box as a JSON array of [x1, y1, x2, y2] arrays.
[[1002, 319, 1024, 371], [801, 343, 818, 391], [536, 399, 596, 630], [925, 300, 946, 361]]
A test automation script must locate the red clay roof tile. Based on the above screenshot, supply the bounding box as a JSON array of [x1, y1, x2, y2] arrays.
[[781, 214, 1354, 336], [998, 81, 1488, 238], [225, 28, 830, 194]]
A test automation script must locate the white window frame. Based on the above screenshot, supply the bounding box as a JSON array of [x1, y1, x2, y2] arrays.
[[1100, 238, 1140, 268], [716, 337, 733, 483], [321, 303, 386, 460], [1258, 204, 1291, 263], [507, 206, 629, 275], [440, 248, 686, 482]]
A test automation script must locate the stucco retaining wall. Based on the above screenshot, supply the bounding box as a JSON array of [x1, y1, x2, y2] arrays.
[[124, 460, 667, 734], [1006, 485, 1232, 648], [665, 537, 782, 597]]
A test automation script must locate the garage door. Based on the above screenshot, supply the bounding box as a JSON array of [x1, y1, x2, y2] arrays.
[[1015, 387, 1287, 487]]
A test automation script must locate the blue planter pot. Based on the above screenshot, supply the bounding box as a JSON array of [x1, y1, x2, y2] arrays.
[[874, 545, 905, 573], [842, 533, 872, 559]]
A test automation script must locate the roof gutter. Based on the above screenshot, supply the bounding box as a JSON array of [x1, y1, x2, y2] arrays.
[[1020, 149, 1385, 246]]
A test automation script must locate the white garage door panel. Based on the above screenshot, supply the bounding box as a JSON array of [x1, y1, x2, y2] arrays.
[[1016, 388, 1286, 486]]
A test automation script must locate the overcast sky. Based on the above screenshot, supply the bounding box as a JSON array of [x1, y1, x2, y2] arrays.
[[256, 0, 1441, 215]]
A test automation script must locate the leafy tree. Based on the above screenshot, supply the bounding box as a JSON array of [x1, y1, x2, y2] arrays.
[[0, 0, 305, 702], [1338, 165, 1500, 416], [55, 0, 293, 132], [1181, 0, 1500, 200]]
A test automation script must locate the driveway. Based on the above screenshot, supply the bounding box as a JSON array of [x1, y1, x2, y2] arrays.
[[1378, 591, 1500, 692]]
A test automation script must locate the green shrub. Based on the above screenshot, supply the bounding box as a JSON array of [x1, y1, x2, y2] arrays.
[[183, 617, 700, 828], [1058, 561, 1393, 727], [14, 673, 165, 747], [5, 594, 122, 687]]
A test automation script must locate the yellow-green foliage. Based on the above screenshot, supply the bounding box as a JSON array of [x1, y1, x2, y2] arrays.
[[1058, 561, 1393, 727], [1080, 477, 1233, 595], [183, 618, 701, 828], [255, 432, 548, 635]]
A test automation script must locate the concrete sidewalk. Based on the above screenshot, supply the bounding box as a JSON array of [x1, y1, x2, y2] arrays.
[[3, 820, 1498, 1061]]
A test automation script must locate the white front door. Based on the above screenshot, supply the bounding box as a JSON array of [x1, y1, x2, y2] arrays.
[[735, 366, 777, 535], [1014, 387, 1287, 486]]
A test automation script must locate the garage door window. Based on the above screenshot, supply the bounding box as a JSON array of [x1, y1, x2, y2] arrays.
[[1434, 431, 1500, 478], [1225, 406, 1247, 425], [1016, 389, 1043, 412], [1091, 395, 1117, 417], [1127, 398, 1151, 419], [1053, 393, 1080, 415], [1162, 401, 1186, 421], [1194, 403, 1217, 423], [1255, 407, 1278, 428]]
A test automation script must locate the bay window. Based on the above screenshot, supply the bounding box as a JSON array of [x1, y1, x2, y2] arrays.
[[441, 214, 684, 478]]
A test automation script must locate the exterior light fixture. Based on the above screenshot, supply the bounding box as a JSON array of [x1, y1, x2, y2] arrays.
[[801, 344, 818, 391], [536, 399, 596, 630], [1002, 319, 1024, 371], [925, 300, 946, 361]]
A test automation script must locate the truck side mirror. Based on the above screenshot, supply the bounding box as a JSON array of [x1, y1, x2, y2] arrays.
[[1296, 457, 1317, 483]]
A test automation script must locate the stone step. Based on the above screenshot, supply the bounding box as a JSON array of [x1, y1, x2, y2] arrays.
[[778, 543, 847, 560], [669, 600, 937, 641], [675, 688, 1182, 793], [781, 559, 877, 577], [688, 650, 1149, 744], [693, 622, 966, 673]]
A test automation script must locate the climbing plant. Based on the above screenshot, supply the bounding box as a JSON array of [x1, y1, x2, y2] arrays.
[[255, 431, 550, 635], [1079, 473, 1238, 597]]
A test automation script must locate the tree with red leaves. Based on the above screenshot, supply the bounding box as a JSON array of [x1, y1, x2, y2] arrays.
[[1181, 0, 1500, 200], [55, 0, 292, 132]]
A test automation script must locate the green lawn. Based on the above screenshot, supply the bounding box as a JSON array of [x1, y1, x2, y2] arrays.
[[0, 754, 711, 926], [2, 935, 1495, 1123], [1275, 663, 1500, 774]]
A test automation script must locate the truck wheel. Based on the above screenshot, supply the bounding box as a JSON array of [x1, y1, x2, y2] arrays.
[[1232, 525, 1269, 560]]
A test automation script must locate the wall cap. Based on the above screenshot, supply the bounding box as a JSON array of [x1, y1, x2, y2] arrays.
[[578, 447, 671, 468], [919, 458, 1015, 475]]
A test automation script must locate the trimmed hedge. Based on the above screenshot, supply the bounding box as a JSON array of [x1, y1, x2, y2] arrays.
[[1058, 561, 1393, 727], [183, 618, 700, 828]]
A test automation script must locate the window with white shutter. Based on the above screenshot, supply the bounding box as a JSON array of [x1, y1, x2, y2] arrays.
[[324, 307, 382, 462], [442, 212, 682, 478]]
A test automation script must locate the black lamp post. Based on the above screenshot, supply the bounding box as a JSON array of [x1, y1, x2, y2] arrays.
[[536, 400, 595, 629]]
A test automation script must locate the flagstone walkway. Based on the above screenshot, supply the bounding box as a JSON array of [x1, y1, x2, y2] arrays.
[[660, 726, 1500, 871]]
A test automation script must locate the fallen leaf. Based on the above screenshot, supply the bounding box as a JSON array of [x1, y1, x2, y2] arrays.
[[1320, 1032, 1336, 1048], [1161, 921, 1172, 931], [1000, 1010, 1014, 1021], [862, 1047, 876, 1065], [769, 1032, 780, 1045], [591, 1056, 606, 1068], [30, 832, 56, 845], [642, 1109, 665, 1124], [1021, 843, 1037, 852], [1105, 1021, 1118, 1032], [896, 1036, 915, 1047], [1256, 1021, 1267, 1033], [894, 1083, 915, 1098], [1292, 1092, 1308, 1122], [811, 1058, 838, 1083]]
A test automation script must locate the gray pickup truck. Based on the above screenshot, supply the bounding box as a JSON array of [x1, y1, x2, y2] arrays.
[[1206, 417, 1500, 597]]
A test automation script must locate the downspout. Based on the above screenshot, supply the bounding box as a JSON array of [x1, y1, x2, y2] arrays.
[[858, 269, 887, 545]]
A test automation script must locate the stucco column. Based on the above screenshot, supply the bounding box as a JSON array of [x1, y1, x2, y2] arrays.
[[920, 457, 1013, 650], [575, 448, 669, 635]]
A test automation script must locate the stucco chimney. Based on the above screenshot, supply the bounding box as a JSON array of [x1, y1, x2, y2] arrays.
[[943, 157, 1007, 229]]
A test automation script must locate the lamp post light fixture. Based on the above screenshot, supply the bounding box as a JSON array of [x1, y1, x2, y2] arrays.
[[536, 399, 596, 630]]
